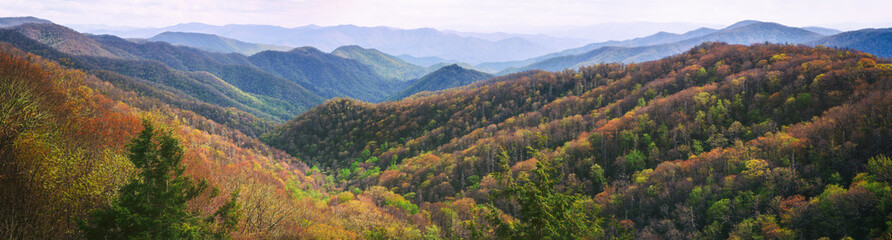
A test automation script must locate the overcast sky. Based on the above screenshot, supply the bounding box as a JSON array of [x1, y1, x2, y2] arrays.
[[3, 0, 891, 33]]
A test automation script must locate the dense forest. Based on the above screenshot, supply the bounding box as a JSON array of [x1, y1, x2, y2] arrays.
[[2, 18, 892, 239], [264, 42, 892, 239]]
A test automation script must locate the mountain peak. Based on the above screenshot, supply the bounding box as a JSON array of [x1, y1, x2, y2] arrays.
[[387, 63, 493, 100], [155, 31, 217, 38], [333, 45, 366, 52], [289, 46, 324, 54], [724, 20, 764, 30], [440, 63, 463, 70]]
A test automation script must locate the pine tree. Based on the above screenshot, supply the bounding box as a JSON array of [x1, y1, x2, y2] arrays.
[[79, 119, 241, 239]]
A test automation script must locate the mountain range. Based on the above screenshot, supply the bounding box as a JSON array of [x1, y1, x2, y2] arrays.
[[488, 20, 825, 73], [78, 22, 591, 64], [481, 20, 892, 74], [0, 19, 506, 131], [73, 19, 892, 78]]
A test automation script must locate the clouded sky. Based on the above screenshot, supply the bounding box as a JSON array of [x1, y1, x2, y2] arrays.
[[3, 0, 891, 33]]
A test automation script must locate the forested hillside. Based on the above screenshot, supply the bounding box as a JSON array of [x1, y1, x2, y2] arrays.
[[387, 64, 494, 101], [4, 16, 892, 239], [265, 43, 892, 239], [249, 47, 409, 102], [0, 43, 441, 239]]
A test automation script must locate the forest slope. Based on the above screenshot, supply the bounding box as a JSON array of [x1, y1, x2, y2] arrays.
[[0, 43, 438, 239], [265, 43, 892, 239]]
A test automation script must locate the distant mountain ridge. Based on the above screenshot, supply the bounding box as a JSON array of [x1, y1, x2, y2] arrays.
[[148, 31, 290, 55], [803, 26, 843, 35], [331, 45, 427, 81], [396, 54, 455, 67], [476, 27, 720, 72], [810, 28, 892, 58], [502, 20, 835, 73]]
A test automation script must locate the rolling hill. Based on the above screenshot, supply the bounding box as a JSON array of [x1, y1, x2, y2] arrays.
[[148, 31, 290, 55], [386, 64, 494, 101]]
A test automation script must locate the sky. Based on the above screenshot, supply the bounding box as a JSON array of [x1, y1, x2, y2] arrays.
[[3, 0, 892, 34]]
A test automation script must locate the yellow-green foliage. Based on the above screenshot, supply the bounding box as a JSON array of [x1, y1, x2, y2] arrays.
[[0, 47, 139, 239]]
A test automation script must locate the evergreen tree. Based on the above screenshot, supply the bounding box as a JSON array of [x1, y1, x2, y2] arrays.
[[79, 119, 241, 239], [487, 148, 602, 239]]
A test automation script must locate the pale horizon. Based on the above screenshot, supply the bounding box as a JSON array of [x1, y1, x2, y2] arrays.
[[3, 0, 891, 36]]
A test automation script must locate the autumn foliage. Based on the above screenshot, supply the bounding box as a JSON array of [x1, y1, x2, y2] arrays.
[[266, 42, 892, 239], [4, 33, 892, 238], [0, 44, 433, 239]]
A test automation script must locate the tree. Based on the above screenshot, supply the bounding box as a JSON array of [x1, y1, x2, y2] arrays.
[[487, 148, 602, 239], [79, 119, 241, 239], [624, 149, 646, 172], [867, 154, 892, 182]]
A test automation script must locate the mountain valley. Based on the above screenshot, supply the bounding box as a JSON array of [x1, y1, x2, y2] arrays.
[[2, 14, 892, 240]]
